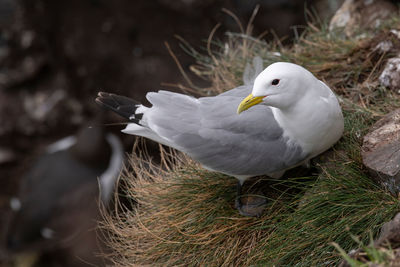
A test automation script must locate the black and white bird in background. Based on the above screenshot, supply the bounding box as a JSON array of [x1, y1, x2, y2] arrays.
[[6, 123, 123, 265], [96, 58, 343, 217]]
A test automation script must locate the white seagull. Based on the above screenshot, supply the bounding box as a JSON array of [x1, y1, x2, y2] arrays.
[[96, 62, 344, 216]]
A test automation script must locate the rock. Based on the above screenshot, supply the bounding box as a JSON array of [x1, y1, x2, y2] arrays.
[[23, 89, 66, 121], [0, 147, 16, 164], [329, 0, 398, 37], [0, 54, 48, 89], [375, 212, 400, 247], [379, 57, 400, 94], [374, 40, 393, 53], [339, 212, 400, 266], [361, 108, 400, 193], [0, 0, 17, 30]]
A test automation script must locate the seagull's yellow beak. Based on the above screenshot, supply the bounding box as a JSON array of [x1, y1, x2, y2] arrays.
[[237, 94, 264, 114]]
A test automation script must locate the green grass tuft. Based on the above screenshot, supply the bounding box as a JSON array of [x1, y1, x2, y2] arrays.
[[256, 153, 400, 266]]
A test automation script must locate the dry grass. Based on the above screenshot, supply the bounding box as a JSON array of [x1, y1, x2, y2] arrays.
[[104, 150, 269, 266], [101, 12, 400, 267]]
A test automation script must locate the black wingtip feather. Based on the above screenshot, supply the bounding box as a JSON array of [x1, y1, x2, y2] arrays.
[[95, 92, 142, 123]]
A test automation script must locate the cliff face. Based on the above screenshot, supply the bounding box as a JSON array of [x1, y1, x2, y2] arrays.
[[103, 1, 400, 266]]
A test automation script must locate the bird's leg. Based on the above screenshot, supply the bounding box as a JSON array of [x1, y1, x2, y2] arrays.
[[234, 180, 243, 210], [302, 159, 311, 169], [234, 179, 268, 217]]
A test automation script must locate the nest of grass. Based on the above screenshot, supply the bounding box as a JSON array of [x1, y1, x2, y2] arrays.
[[103, 11, 400, 267]]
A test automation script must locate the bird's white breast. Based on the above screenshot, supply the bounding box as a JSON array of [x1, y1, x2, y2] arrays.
[[271, 88, 344, 157]]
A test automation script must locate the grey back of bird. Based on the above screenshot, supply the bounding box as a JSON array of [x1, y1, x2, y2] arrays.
[[144, 56, 306, 177]]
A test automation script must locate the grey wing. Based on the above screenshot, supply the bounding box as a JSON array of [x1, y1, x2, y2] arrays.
[[145, 87, 306, 176], [217, 84, 252, 98]]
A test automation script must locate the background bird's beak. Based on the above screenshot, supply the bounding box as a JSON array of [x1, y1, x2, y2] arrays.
[[237, 94, 264, 114]]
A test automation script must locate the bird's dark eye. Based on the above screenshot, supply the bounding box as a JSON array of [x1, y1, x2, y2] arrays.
[[271, 79, 280, 85]]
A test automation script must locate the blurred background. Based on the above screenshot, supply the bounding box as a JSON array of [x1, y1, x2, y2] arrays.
[[0, 0, 343, 266]]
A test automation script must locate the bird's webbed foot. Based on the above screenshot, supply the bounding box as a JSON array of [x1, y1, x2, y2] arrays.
[[234, 180, 268, 217]]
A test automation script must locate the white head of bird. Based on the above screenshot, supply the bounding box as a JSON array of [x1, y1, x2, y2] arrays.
[[237, 62, 320, 113], [237, 62, 344, 158]]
